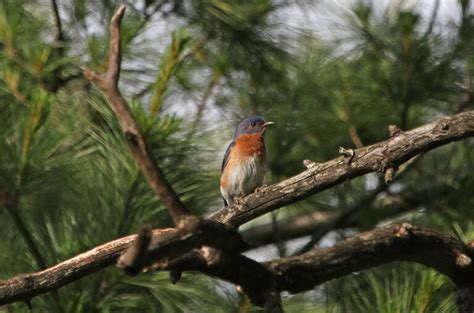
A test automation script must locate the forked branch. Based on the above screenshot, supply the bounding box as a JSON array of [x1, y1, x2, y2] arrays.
[[2, 4, 474, 312], [2, 224, 474, 311], [83, 5, 192, 227]]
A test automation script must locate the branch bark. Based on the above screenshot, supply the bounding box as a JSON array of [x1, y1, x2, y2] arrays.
[[0, 108, 473, 307], [83, 5, 192, 227], [209, 110, 474, 227], [117, 220, 249, 275], [3, 224, 474, 311], [279, 184, 441, 256], [242, 154, 425, 252], [0, 229, 173, 306], [2, 4, 474, 311], [267, 224, 474, 293]]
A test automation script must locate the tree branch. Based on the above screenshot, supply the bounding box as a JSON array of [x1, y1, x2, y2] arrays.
[[117, 220, 249, 275], [235, 178, 440, 252], [2, 5, 474, 310], [0, 229, 173, 306], [50, 0, 64, 43], [0, 107, 472, 307], [242, 153, 432, 254], [209, 110, 474, 227], [3, 224, 474, 310], [83, 5, 192, 227], [267, 224, 474, 297]]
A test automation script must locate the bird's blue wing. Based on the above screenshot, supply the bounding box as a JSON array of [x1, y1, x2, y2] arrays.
[[221, 140, 235, 173]]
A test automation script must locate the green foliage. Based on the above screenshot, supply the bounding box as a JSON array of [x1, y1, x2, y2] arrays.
[[332, 265, 457, 313], [1, 0, 474, 312]]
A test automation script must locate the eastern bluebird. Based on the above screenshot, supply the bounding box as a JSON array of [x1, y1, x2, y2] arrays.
[[220, 116, 274, 206]]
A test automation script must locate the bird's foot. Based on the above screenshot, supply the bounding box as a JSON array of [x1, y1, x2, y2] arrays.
[[233, 196, 246, 206], [254, 185, 268, 193]]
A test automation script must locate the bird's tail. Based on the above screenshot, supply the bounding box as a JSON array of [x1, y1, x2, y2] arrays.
[[223, 197, 228, 207]]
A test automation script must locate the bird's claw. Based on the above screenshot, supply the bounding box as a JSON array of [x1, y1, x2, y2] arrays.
[[233, 196, 245, 206]]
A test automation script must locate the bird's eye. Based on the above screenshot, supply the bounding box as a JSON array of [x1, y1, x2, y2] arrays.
[[251, 122, 256, 127]]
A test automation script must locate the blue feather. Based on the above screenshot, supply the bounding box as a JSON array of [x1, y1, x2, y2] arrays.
[[221, 140, 235, 173]]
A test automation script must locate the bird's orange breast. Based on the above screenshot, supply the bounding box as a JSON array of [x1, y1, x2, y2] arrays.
[[233, 133, 266, 158], [220, 133, 266, 190]]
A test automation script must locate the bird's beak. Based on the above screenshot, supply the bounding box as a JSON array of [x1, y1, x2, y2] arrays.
[[263, 121, 275, 128]]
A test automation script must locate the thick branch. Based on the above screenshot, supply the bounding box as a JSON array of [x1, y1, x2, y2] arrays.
[[164, 250, 276, 306], [2, 224, 474, 310], [289, 183, 440, 255], [268, 224, 474, 294], [117, 220, 249, 274], [243, 155, 424, 251], [241, 181, 388, 250], [1, 111, 474, 306], [2, 2, 473, 311], [209, 111, 474, 227], [0, 229, 173, 305], [83, 5, 191, 226]]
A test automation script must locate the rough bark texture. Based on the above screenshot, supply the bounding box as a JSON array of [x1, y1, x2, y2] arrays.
[[209, 111, 474, 227], [2, 5, 474, 312], [0, 229, 173, 306], [0, 105, 473, 310], [2, 224, 474, 309], [268, 224, 474, 293], [117, 220, 249, 274], [242, 179, 443, 252]]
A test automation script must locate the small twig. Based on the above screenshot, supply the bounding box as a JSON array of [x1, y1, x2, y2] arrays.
[[303, 159, 320, 170], [338, 147, 355, 165], [388, 124, 403, 137], [178, 36, 208, 65], [340, 85, 364, 148], [384, 124, 403, 184], [271, 211, 286, 257], [423, 0, 440, 40], [131, 85, 152, 100], [348, 123, 364, 149], [117, 226, 152, 276], [50, 0, 64, 42], [384, 166, 397, 184]]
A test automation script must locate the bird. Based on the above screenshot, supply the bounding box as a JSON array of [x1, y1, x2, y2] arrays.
[[220, 116, 274, 206]]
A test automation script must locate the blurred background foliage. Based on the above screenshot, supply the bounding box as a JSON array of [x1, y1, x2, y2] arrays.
[[0, 0, 473, 312]]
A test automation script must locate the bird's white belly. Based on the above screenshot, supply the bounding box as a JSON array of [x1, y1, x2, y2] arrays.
[[226, 156, 265, 198]]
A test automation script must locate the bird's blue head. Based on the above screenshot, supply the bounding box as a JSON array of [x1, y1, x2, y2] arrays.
[[235, 116, 274, 137]]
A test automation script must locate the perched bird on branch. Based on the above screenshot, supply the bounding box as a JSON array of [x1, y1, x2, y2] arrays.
[[220, 116, 274, 206]]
